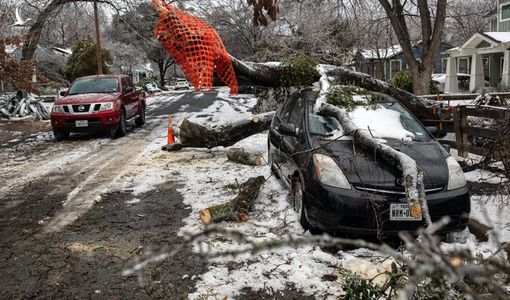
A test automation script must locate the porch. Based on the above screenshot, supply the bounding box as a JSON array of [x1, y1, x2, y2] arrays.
[[444, 32, 510, 93]]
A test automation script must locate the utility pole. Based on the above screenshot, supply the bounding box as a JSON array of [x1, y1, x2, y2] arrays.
[[93, 0, 103, 74]]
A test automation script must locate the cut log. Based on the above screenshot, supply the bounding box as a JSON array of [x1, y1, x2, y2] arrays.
[[226, 148, 264, 166], [176, 112, 274, 149], [467, 217, 493, 242], [199, 176, 265, 225]]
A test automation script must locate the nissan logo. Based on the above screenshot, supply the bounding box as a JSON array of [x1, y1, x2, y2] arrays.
[[78, 105, 85, 112]]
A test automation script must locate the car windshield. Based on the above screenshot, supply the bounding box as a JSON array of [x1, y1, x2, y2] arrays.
[[308, 102, 431, 141], [68, 78, 119, 95]]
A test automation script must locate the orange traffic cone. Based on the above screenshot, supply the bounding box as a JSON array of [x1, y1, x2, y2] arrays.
[[167, 116, 175, 145]]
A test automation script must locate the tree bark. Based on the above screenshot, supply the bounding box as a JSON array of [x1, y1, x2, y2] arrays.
[[174, 112, 274, 149], [199, 176, 265, 224], [226, 148, 264, 166]]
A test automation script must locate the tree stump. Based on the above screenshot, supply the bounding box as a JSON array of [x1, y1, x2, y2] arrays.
[[199, 176, 265, 225]]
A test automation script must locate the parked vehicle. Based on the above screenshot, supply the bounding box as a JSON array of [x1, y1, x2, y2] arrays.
[[268, 89, 470, 237], [51, 75, 146, 140], [175, 79, 190, 90], [431, 73, 471, 93]]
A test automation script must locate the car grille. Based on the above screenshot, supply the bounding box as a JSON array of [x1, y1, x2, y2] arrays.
[[354, 185, 444, 195], [71, 104, 91, 113]]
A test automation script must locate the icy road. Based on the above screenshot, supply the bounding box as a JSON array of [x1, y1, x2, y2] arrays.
[[0, 88, 509, 299]]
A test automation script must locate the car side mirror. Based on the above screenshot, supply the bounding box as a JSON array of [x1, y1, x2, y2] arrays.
[[278, 123, 299, 137], [425, 126, 439, 138], [59, 90, 67, 96], [125, 86, 134, 94]]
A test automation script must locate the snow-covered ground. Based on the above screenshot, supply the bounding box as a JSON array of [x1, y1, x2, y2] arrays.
[[115, 90, 509, 298], [2, 89, 507, 298]]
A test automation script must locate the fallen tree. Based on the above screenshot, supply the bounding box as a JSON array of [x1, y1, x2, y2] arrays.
[[199, 176, 265, 225], [229, 56, 438, 121]]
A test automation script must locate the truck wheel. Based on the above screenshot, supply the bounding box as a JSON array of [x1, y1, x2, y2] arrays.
[[135, 104, 145, 126], [113, 109, 127, 138], [54, 129, 69, 141]]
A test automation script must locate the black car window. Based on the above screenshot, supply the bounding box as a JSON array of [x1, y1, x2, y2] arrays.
[[289, 95, 304, 127], [273, 93, 298, 127], [308, 102, 342, 135]]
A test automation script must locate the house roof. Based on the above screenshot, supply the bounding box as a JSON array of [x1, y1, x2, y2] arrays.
[[481, 32, 510, 43], [358, 45, 402, 60]]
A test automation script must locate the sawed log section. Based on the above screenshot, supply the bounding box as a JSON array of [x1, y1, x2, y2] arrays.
[[173, 112, 274, 149], [226, 148, 264, 166], [200, 176, 266, 225]]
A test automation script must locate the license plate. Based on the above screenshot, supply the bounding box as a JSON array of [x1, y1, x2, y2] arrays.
[[390, 203, 422, 221], [75, 120, 88, 127]]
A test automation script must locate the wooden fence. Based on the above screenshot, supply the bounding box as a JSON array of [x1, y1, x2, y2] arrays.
[[423, 105, 510, 160]]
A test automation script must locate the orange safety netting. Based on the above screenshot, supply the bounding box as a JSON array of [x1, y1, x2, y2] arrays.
[[151, 0, 238, 94]]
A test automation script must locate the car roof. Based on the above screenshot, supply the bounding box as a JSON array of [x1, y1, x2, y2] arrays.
[[75, 74, 125, 80]]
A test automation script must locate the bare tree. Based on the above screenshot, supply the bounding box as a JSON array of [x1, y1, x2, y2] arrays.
[[20, 0, 118, 60], [446, 0, 494, 46]]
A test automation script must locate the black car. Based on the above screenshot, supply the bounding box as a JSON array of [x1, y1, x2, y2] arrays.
[[268, 89, 470, 237]]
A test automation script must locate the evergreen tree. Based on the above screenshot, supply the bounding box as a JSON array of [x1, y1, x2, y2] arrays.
[[64, 36, 112, 81]]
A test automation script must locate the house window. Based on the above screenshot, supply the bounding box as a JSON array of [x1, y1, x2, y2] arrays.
[[390, 59, 401, 78], [458, 57, 470, 74], [441, 58, 448, 73], [501, 3, 510, 21]]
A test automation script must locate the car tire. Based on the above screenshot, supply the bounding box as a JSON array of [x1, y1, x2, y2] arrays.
[[54, 129, 69, 141], [113, 108, 127, 138], [292, 178, 311, 231], [135, 103, 145, 126], [267, 136, 280, 179]]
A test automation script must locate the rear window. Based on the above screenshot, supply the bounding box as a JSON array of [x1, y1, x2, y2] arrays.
[[68, 78, 119, 95]]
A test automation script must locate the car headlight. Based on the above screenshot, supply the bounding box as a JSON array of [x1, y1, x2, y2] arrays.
[[313, 154, 351, 189], [99, 102, 114, 111], [52, 105, 65, 113], [447, 156, 467, 190]]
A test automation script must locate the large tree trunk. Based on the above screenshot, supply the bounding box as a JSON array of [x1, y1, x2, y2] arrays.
[[376, 0, 447, 95], [229, 56, 437, 121], [173, 112, 274, 149], [199, 176, 265, 224]]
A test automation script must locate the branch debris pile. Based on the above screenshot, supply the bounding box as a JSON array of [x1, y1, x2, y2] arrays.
[[0, 95, 50, 120]]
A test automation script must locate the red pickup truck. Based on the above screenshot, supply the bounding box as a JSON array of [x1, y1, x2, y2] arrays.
[[51, 74, 146, 140]]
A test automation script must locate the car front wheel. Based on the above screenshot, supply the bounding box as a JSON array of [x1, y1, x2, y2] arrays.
[[54, 129, 69, 141], [292, 178, 310, 231], [113, 108, 127, 138]]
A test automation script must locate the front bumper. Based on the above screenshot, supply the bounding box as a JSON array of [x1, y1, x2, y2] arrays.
[[304, 182, 470, 237], [51, 110, 119, 132]]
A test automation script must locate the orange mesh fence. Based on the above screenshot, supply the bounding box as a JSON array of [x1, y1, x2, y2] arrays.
[[152, 0, 238, 94]]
